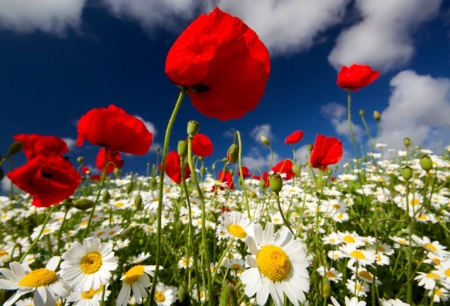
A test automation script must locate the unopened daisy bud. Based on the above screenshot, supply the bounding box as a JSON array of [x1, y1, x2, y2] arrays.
[[77, 156, 84, 164], [420, 155, 433, 172], [227, 144, 239, 164], [73, 198, 95, 210], [318, 277, 331, 299], [114, 167, 122, 178], [307, 144, 313, 152], [403, 137, 411, 147], [269, 173, 283, 194], [261, 135, 270, 146], [187, 120, 200, 137], [178, 140, 187, 158], [292, 163, 301, 177], [211, 164, 216, 170], [373, 110, 381, 121], [359, 109, 365, 116], [401, 166, 413, 181], [7, 141, 23, 157], [134, 193, 143, 210]]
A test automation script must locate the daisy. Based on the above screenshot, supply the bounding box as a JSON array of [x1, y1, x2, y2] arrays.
[[153, 282, 176, 306], [217, 211, 255, 241], [380, 298, 410, 305], [129, 252, 151, 264], [415, 271, 441, 290], [66, 284, 111, 306], [60, 237, 118, 292], [329, 296, 366, 306], [340, 245, 377, 267], [116, 265, 158, 306], [346, 279, 369, 297], [240, 222, 310, 306], [316, 266, 342, 283], [0, 256, 71, 306], [178, 256, 193, 269], [412, 235, 450, 257], [428, 287, 449, 303]]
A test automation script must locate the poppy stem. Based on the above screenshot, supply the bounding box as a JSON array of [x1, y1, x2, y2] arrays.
[[151, 88, 186, 306], [347, 90, 361, 175]]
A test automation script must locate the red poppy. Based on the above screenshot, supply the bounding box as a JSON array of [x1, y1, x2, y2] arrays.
[[165, 7, 270, 121], [96, 148, 124, 173], [192, 133, 214, 157], [213, 170, 235, 191], [163, 151, 191, 184], [76, 105, 153, 155], [271, 159, 295, 180], [337, 64, 380, 91], [13, 134, 68, 160], [284, 130, 304, 145], [7, 155, 81, 207], [81, 166, 90, 174], [237, 166, 251, 178], [310, 134, 343, 171]]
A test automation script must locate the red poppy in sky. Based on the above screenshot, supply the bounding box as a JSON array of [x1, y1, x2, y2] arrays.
[[237, 166, 251, 178], [165, 7, 270, 121], [13, 134, 68, 160], [272, 159, 295, 180], [191, 133, 214, 157], [76, 105, 153, 155], [337, 64, 380, 91], [7, 155, 81, 207], [163, 151, 190, 184], [310, 134, 343, 171], [284, 130, 304, 145], [96, 148, 124, 173]]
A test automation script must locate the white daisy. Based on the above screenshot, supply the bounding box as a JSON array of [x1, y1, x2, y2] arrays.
[[415, 271, 441, 290], [66, 284, 111, 306], [116, 265, 158, 306], [240, 222, 310, 306], [329, 296, 366, 306], [0, 256, 71, 306], [60, 237, 118, 292], [153, 282, 175, 306], [217, 211, 255, 241]]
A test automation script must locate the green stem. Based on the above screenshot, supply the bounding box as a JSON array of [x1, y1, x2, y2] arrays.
[[235, 131, 251, 218], [275, 194, 294, 235], [347, 90, 361, 174], [360, 112, 374, 155]]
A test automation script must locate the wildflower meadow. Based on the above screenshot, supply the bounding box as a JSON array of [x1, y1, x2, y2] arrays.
[[1, 7, 450, 306]]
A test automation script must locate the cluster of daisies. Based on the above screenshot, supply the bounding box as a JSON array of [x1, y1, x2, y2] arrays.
[[0, 146, 450, 305]]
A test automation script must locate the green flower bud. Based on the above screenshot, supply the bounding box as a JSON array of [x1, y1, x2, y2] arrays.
[[326, 167, 333, 176], [178, 283, 188, 303], [259, 178, 267, 192], [211, 164, 216, 170], [403, 137, 411, 147], [73, 198, 95, 211], [102, 190, 111, 203], [307, 144, 313, 152], [269, 173, 283, 194], [149, 177, 157, 190], [401, 166, 413, 181], [126, 181, 134, 194], [114, 168, 122, 178], [420, 155, 433, 172], [319, 277, 331, 299], [134, 193, 143, 210], [200, 164, 205, 177], [229, 168, 234, 176], [77, 157, 84, 164], [359, 109, 365, 116], [292, 163, 301, 177], [7, 141, 23, 157], [177, 140, 187, 158], [227, 144, 239, 164], [373, 110, 381, 121], [187, 120, 200, 137], [315, 176, 323, 190], [261, 136, 270, 146]]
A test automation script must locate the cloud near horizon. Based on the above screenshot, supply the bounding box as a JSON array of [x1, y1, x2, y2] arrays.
[[321, 102, 364, 142]]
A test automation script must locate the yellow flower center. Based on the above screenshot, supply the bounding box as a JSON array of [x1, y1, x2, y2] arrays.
[[231, 263, 242, 269], [427, 272, 440, 279], [18, 268, 58, 287], [256, 245, 291, 282], [358, 270, 372, 281], [43, 228, 52, 234], [377, 246, 386, 252], [124, 265, 144, 284], [432, 258, 441, 265], [410, 198, 420, 206], [228, 224, 247, 239], [343, 235, 356, 243], [350, 250, 366, 260], [397, 239, 407, 245], [418, 214, 427, 220], [332, 204, 341, 209], [115, 201, 125, 207], [0, 250, 8, 256], [81, 288, 96, 299], [80, 252, 103, 274], [435, 289, 443, 296], [155, 291, 165, 302], [444, 269, 450, 277], [96, 232, 105, 237], [424, 243, 438, 252], [329, 238, 336, 243], [325, 271, 336, 278]]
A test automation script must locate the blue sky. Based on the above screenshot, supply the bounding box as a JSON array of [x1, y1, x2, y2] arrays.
[[1, 0, 450, 187]]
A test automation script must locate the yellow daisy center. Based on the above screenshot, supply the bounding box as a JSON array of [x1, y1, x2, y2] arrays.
[[410, 198, 420, 206], [435, 289, 443, 296], [424, 243, 438, 252], [343, 235, 356, 243], [115, 201, 125, 207], [432, 258, 441, 265], [444, 269, 450, 277], [256, 245, 291, 282], [350, 250, 366, 260], [427, 272, 440, 279], [325, 271, 336, 278], [81, 288, 96, 299], [358, 270, 372, 281], [231, 263, 242, 269], [18, 268, 58, 287], [377, 246, 386, 252], [155, 291, 165, 302], [228, 224, 246, 239], [329, 238, 336, 243], [124, 265, 144, 284], [0, 250, 8, 256], [332, 204, 341, 209], [43, 228, 52, 234], [418, 214, 427, 220], [80, 252, 103, 274]]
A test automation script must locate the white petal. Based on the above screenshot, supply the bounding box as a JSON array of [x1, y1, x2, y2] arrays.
[[46, 256, 60, 271], [0, 279, 19, 290]]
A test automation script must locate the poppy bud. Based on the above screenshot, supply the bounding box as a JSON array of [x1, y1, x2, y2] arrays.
[[187, 120, 200, 137], [211, 164, 216, 170], [401, 166, 413, 181], [420, 155, 433, 172], [261, 136, 270, 146], [178, 140, 187, 158], [102, 190, 111, 203], [77, 157, 84, 164], [134, 193, 143, 210], [0, 168, 4, 181], [307, 144, 313, 152], [259, 178, 266, 192], [7, 141, 23, 157], [227, 144, 239, 164], [73, 198, 95, 211], [319, 277, 331, 299], [149, 177, 157, 190], [292, 163, 301, 177], [359, 109, 365, 116], [269, 173, 283, 194], [114, 167, 122, 178], [200, 164, 205, 177], [221, 157, 229, 163], [178, 283, 188, 302], [126, 181, 134, 194], [403, 137, 411, 147], [229, 169, 234, 176], [374, 110, 381, 121]]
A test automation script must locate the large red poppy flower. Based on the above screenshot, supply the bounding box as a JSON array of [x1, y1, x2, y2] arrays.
[[310, 135, 343, 171], [165, 7, 270, 121], [284, 130, 304, 145], [163, 151, 191, 184], [7, 155, 81, 207], [96, 148, 124, 173], [13, 134, 68, 160], [271, 159, 295, 180], [192, 133, 214, 157], [337, 64, 380, 91], [76, 105, 153, 155]]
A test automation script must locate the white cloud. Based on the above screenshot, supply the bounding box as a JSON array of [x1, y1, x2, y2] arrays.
[[223, 128, 236, 139], [62, 137, 77, 151], [377, 70, 450, 152], [328, 0, 442, 72], [134, 116, 157, 136], [0, 0, 87, 35], [242, 147, 280, 171], [321, 102, 364, 142], [0, 176, 18, 195], [295, 145, 310, 164], [250, 124, 274, 143]]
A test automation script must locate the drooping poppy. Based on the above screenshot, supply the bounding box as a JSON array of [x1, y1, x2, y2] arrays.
[[7, 155, 81, 207], [165, 7, 270, 121], [96, 148, 124, 173], [76, 105, 153, 155], [191, 133, 214, 157], [310, 134, 343, 171], [337, 64, 380, 91], [162, 151, 190, 184], [271, 159, 295, 180], [13, 134, 68, 160], [284, 131, 304, 145]]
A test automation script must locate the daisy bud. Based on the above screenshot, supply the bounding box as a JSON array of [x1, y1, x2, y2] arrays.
[[261, 135, 270, 146], [326, 167, 333, 176], [227, 144, 239, 164], [401, 166, 413, 181], [359, 109, 365, 116], [319, 277, 331, 299], [403, 137, 411, 147], [292, 163, 301, 177], [420, 155, 433, 172], [269, 173, 283, 194], [187, 120, 200, 137], [178, 140, 187, 158], [77, 156, 84, 164], [7, 140, 23, 157], [73, 198, 95, 210], [374, 110, 381, 121], [102, 190, 111, 203]]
